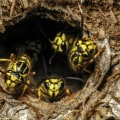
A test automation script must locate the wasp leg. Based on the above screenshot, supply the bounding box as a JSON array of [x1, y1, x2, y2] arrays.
[[83, 47, 106, 73], [66, 76, 83, 82], [83, 68, 91, 73], [9, 53, 16, 62], [29, 71, 36, 76], [20, 80, 30, 97], [0, 59, 11, 62], [65, 88, 71, 96], [0, 53, 16, 62], [89, 47, 106, 64], [37, 87, 42, 101], [49, 52, 56, 65]]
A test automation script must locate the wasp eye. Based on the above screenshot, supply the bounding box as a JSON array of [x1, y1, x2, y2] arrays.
[[82, 54, 88, 58], [62, 42, 65, 45], [7, 70, 12, 74], [75, 51, 79, 55], [61, 42, 66, 52], [44, 82, 50, 89], [9, 70, 12, 73], [76, 42, 79, 46], [59, 82, 64, 90], [19, 75, 24, 81]]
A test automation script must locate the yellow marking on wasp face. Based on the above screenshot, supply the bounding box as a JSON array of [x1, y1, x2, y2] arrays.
[[85, 40, 93, 45], [54, 91, 59, 97], [78, 40, 82, 44], [88, 44, 96, 51], [11, 75, 18, 81], [8, 72, 19, 82], [61, 33, 66, 41], [55, 37, 62, 45], [6, 80, 11, 86], [80, 44, 87, 51], [6, 72, 11, 76], [83, 51, 88, 56], [10, 82, 16, 88], [48, 90, 59, 97], [45, 78, 63, 97]]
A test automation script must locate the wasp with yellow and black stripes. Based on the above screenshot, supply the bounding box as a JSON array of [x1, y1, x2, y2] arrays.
[[33, 53, 83, 102], [49, 9, 105, 73], [37, 76, 71, 102], [0, 53, 35, 97], [36, 75, 84, 102]]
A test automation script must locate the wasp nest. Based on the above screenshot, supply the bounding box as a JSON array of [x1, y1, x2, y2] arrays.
[[0, 0, 120, 120]]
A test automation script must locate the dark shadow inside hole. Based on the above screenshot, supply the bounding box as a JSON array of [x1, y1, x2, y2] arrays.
[[0, 15, 85, 97]]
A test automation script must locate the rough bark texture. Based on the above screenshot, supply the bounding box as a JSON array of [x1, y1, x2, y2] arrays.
[[0, 0, 120, 120]]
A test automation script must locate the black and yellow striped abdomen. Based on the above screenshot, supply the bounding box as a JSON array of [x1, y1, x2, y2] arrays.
[[69, 38, 97, 72]]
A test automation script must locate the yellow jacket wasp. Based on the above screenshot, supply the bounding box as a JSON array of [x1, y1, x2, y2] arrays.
[[35, 76, 84, 102], [0, 53, 35, 97], [31, 53, 83, 102], [49, 7, 105, 73], [37, 77, 70, 102]]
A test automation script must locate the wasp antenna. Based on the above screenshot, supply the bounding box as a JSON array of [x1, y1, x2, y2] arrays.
[[0, 69, 6, 76], [49, 52, 56, 65], [78, 3, 83, 38], [49, 39, 53, 44], [0, 58, 11, 62], [66, 76, 83, 82], [41, 53, 48, 76], [35, 18, 50, 41]]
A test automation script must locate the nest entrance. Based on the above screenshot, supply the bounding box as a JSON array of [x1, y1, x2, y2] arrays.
[[0, 15, 84, 98]]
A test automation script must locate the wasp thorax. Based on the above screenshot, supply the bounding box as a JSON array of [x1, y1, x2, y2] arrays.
[[51, 32, 69, 53]]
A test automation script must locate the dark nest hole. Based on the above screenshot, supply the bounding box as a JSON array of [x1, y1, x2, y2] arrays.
[[0, 15, 87, 102]]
